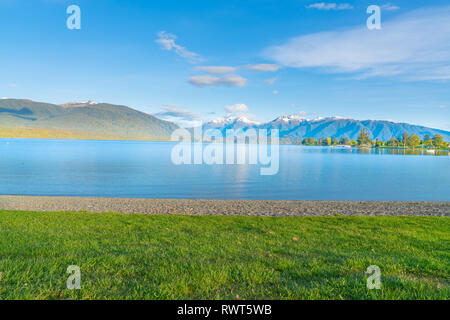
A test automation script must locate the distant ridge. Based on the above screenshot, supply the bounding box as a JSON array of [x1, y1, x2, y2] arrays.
[[60, 100, 99, 108], [201, 115, 450, 142], [0, 99, 178, 140], [1, 99, 449, 142]]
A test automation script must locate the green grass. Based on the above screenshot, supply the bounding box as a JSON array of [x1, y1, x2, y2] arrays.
[[0, 210, 448, 300]]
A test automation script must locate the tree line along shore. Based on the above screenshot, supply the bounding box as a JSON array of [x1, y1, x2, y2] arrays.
[[300, 129, 449, 150]]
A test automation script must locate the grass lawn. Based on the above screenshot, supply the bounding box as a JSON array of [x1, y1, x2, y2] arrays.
[[0, 210, 448, 300]]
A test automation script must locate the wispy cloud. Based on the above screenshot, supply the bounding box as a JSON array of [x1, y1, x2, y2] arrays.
[[189, 74, 247, 87], [191, 65, 280, 87], [439, 105, 449, 109], [381, 4, 400, 11], [8, 83, 18, 88], [153, 104, 202, 127], [306, 3, 354, 10], [195, 66, 237, 74], [155, 31, 202, 63], [264, 77, 277, 85], [264, 6, 450, 81], [245, 64, 280, 72], [195, 64, 280, 75], [223, 103, 255, 119], [224, 103, 248, 113]]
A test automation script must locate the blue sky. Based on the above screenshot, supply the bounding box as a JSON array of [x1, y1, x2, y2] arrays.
[[1, 0, 449, 130]]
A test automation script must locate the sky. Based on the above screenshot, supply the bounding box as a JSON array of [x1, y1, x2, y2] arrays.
[[0, 0, 449, 130]]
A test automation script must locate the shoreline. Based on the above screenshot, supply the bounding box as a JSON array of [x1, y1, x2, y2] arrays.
[[0, 196, 448, 216], [2, 138, 449, 153]]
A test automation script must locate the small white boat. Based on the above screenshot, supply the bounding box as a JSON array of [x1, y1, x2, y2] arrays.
[[426, 149, 435, 154]]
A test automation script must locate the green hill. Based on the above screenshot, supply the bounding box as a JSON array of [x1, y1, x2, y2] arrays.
[[0, 99, 178, 140]]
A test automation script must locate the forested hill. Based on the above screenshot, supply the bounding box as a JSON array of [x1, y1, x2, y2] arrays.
[[0, 99, 178, 140]]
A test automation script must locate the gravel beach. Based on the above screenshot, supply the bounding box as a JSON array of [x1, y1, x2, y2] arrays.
[[0, 196, 449, 216]]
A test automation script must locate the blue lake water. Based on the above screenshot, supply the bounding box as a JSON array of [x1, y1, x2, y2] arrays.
[[0, 138, 449, 201]]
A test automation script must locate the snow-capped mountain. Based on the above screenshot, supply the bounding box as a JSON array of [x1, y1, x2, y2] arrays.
[[200, 115, 450, 142], [205, 116, 261, 130], [261, 115, 309, 132]]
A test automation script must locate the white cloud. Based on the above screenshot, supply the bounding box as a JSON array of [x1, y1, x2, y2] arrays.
[[264, 77, 277, 85], [153, 104, 202, 127], [224, 103, 249, 113], [195, 64, 281, 75], [306, 3, 354, 10], [264, 6, 450, 81], [272, 90, 279, 95], [189, 74, 247, 87], [222, 103, 255, 119], [381, 4, 400, 11], [8, 83, 18, 88], [245, 64, 280, 72], [439, 105, 449, 109], [195, 66, 237, 74], [155, 31, 202, 63]]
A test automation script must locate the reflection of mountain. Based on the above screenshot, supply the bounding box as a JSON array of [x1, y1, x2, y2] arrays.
[[201, 115, 450, 142], [0, 99, 178, 140]]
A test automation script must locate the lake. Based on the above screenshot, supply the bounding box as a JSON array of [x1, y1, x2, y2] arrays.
[[0, 138, 449, 201]]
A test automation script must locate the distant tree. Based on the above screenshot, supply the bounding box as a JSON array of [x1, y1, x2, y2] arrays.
[[424, 134, 431, 142], [331, 137, 338, 145], [425, 137, 434, 148], [322, 137, 332, 146], [402, 132, 409, 148], [407, 134, 420, 148], [340, 137, 351, 145], [433, 134, 444, 149], [387, 137, 397, 147], [357, 129, 371, 146], [302, 137, 315, 145], [374, 138, 381, 147]]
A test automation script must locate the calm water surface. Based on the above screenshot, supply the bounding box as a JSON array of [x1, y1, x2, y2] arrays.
[[0, 139, 449, 201]]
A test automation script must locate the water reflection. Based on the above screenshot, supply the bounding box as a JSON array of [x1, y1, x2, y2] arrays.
[[325, 146, 449, 156], [0, 139, 449, 201]]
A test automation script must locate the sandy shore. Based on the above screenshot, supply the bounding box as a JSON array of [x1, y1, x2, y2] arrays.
[[0, 195, 449, 216]]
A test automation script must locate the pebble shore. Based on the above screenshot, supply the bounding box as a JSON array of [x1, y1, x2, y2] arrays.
[[0, 196, 449, 216]]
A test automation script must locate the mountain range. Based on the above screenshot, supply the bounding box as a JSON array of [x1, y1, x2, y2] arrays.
[[1, 99, 449, 142], [200, 115, 450, 142], [0, 99, 178, 140]]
